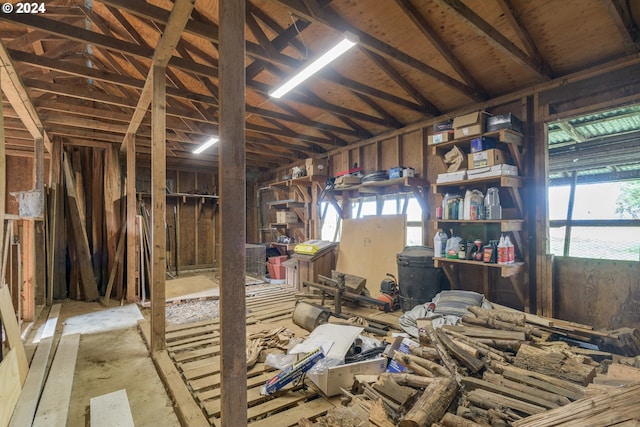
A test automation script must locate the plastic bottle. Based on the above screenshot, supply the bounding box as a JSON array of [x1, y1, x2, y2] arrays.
[[458, 197, 464, 220], [434, 230, 448, 258], [463, 190, 472, 220], [497, 234, 507, 264], [505, 235, 515, 264]]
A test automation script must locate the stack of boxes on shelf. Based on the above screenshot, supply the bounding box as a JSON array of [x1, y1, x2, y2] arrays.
[[434, 111, 522, 183]]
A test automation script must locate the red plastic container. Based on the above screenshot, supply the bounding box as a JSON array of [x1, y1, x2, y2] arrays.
[[267, 263, 286, 280], [268, 255, 289, 265]]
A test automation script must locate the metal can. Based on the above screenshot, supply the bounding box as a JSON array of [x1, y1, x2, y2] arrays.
[[436, 206, 443, 220]]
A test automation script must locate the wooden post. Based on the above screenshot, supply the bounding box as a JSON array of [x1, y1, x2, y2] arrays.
[[33, 135, 45, 306], [126, 134, 137, 302], [0, 68, 5, 275], [219, 0, 247, 425], [150, 64, 166, 353]]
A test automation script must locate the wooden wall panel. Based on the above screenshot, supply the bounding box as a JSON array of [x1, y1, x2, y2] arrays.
[[361, 143, 378, 173], [5, 156, 34, 215], [177, 171, 196, 267], [555, 257, 640, 329], [379, 138, 398, 172], [402, 130, 424, 178], [330, 152, 345, 176]]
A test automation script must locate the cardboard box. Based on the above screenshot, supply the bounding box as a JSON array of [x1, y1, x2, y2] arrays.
[[297, 324, 388, 397], [487, 113, 523, 134], [433, 119, 454, 133], [468, 149, 506, 169], [276, 211, 298, 223], [467, 164, 518, 179], [308, 357, 387, 397], [428, 131, 454, 145], [470, 136, 497, 153], [453, 111, 487, 139], [335, 175, 361, 186], [403, 167, 415, 178], [384, 336, 419, 373], [436, 170, 467, 183], [305, 158, 329, 176]]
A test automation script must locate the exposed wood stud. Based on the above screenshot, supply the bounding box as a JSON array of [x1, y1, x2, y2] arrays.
[[219, 0, 248, 424]]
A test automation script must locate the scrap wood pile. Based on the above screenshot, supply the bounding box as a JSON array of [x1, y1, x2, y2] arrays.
[[299, 306, 640, 427]]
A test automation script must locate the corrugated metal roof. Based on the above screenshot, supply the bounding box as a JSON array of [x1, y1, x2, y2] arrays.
[[548, 104, 640, 184]]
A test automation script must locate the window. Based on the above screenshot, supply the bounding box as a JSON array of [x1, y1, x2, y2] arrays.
[[320, 193, 424, 246], [547, 105, 640, 261]]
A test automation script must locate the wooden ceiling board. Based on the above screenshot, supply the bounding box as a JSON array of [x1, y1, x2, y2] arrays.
[[512, 0, 627, 74], [332, 0, 462, 79]]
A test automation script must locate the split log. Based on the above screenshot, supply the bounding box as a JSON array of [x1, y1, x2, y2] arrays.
[[467, 306, 526, 326], [422, 322, 458, 376], [436, 329, 485, 374], [398, 353, 449, 378], [456, 406, 491, 426], [373, 375, 417, 406], [443, 329, 511, 362], [474, 338, 523, 352], [398, 377, 458, 427], [489, 361, 585, 400], [444, 325, 525, 341], [466, 389, 547, 416], [363, 383, 400, 418], [512, 383, 640, 427], [394, 353, 434, 377], [482, 372, 570, 406], [450, 338, 479, 358], [441, 413, 485, 427], [408, 345, 439, 361], [462, 314, 543, 338], [462, 376, 560, 409], [513, 344, 596, 386], [369, 398, 396, 427], [486, 409, 512, 427], [380, 373, 436, 388]]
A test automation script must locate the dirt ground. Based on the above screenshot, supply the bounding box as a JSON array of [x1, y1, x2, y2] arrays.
[[27, 300, 180, 427]]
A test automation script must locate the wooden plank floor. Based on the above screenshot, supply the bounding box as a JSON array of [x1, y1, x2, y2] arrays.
[[165, 285, 338, 427]]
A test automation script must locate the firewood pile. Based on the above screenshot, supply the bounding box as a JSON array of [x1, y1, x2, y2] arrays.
[[299, 306, 640, 427]]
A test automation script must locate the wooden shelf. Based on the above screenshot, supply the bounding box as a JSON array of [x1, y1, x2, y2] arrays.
[[270, 222, 304, 229], [434, 219, 524, 232], [431, 129, 523, 156], [267, 199, 305, 209], [433, 257, 524, 278], [137, 192, 218, 202], [432, 175, 522, 193]]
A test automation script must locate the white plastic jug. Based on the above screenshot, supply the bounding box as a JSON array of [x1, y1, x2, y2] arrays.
[[434, 230, 448, 258]]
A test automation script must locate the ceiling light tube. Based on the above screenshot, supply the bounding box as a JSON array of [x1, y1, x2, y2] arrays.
[[193, 137, 218, 154], [270, 32, 359, 99]]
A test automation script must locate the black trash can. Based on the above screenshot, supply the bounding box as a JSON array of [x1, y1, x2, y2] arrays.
[[396, 246, 442, 311]]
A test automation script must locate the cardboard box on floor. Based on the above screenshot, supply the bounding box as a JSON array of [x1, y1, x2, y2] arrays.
[[300, 324, 387, 397]]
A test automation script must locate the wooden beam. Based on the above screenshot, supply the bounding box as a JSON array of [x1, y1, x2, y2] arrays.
[[120, 0, 195, 151], [63, 154, 99, 301], [0, 39, 51, 153], [434, 0, 551, 79], [219, 0, 247, 425], [150, 64, 166, 353], [393, 0, 486, 96], [272, 0, 484, 102], [126, 134, 137, 302], [0, 69, 5, 270]]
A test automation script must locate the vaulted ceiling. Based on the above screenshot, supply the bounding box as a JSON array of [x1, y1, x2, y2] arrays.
[[1, 0, 639, 173]]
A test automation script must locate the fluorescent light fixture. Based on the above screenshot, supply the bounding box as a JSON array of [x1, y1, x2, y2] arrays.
[[270, 32, 359, 99], [193, 137, 218, 154]]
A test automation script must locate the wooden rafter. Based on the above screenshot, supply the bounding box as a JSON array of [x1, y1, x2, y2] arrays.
[[603, 0, 640, 53], [272, 0, 485, 102], [495, 0, 552, 74], [434, 0, 551, 79], [121, 0, 195, 151], [360, 48, 441, 116], [0, 40, 51, 153], [393, 0, 486, 96]]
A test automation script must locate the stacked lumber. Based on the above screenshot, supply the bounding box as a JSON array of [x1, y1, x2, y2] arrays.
[[298, 306, 640, 427]]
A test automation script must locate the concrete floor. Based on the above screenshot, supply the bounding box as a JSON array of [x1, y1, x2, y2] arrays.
[[25, 300, 180, 427]]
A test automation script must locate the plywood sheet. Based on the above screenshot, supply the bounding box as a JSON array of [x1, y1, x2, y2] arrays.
[[166, 275, 219, 301], [0, 349, 21, 427], [336, 215, 406, 290]]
